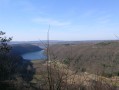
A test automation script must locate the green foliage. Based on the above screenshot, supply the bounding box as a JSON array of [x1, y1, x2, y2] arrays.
[[102, 64, 112, 68], [102, 72, 113, 78], [112, 71, 119, 76], [102, 72, 119, 78], [81, 68, 86, 72], [63, 59, 70, 64], [96, 42, 112, 46], [0, 31, 12, 53], [11, 44, 42, 55], [0, 31, 35, 89]]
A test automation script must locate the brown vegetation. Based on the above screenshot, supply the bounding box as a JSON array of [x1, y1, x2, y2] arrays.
[[1, 31, 119, 90]]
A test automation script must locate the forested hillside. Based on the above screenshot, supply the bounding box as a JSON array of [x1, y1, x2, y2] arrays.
[[10, 44, 43, 55], [49, 41, 119, 77]]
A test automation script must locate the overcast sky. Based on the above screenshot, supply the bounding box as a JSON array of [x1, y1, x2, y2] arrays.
[[0, 0, 119, 41]]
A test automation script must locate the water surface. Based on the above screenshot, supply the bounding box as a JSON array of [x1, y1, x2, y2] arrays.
[[22, 50, 46, 60]]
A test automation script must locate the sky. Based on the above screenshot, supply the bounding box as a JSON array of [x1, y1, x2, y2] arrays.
[[0, 0, 119, 41]]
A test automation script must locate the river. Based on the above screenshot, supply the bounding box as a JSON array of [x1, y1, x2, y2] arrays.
[[22, 50, 46, 60]]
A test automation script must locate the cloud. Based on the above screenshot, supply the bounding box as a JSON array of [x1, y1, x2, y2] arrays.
[[32, 17, 71, 26]]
